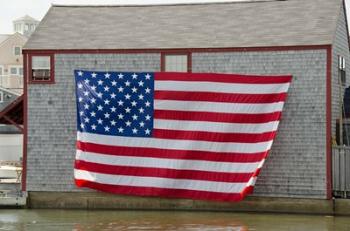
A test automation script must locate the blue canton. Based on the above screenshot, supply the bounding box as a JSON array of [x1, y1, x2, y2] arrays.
[[75, 70, 154, 137]]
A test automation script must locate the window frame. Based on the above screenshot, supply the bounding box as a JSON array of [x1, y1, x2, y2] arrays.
[[9, 65, 22, 76], [13, 46, 22, 56], [28, 53, 55, 84], [161, 52, 192, 73]]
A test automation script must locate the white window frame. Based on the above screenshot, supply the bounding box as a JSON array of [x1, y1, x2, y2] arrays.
[[13, 46, 22, 56], [9, 65, 22, 76]]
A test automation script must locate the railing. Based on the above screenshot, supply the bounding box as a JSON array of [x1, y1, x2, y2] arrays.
[[333, 146, 350, 198]]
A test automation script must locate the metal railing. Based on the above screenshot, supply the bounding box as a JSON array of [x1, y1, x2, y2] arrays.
[[333, 146, 350, 198]]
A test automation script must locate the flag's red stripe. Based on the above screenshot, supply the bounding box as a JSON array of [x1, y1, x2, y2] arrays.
[[154, 91, 287, 103], [155, 72, 292, 84], [75, 179, 251, 202], [153, 129, 276, 143], [77, 141, 268, 163], [154, 110, 282, 123], [75, 160, 254, 183]]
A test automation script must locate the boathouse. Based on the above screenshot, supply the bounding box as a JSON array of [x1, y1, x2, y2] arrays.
[[22, 0, 350, 209]]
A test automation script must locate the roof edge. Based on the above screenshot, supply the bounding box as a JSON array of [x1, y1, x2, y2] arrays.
[[51, 0, 287, 8]]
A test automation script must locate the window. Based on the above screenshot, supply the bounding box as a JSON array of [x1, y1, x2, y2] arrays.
[[163, 54, 189, 72], [9, 66, 22, 76], [14, 46, 21, 56], [30, 55, 54, 83], [339, 56, 346, 86], [10, 67, 17, 75]]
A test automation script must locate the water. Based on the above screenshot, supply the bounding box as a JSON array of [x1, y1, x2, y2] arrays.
[[0, 210, 349, 231]]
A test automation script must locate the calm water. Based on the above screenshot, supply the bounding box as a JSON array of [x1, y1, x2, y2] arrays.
[[0, 210, 349, 231]]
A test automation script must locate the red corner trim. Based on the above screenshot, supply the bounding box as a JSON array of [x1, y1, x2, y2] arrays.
[[326, 46, 332, 199], [22, 53, 28, 192]]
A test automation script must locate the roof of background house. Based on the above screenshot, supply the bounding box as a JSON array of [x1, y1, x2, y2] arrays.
[[24, 0, 344, 50], [0, 34, 10, 44]]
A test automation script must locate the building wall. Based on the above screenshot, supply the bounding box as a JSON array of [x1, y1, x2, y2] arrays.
[[27, 50, 329, 199], [332, 3, 350, 140], [0, 33, 26, 92]]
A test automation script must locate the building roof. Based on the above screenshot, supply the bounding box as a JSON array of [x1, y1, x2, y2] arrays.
[[13, 15, 39, 23], [24, 0, 343, 50]]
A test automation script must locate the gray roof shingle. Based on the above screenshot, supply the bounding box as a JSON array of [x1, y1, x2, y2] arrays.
[[24, 0, 343, 50]]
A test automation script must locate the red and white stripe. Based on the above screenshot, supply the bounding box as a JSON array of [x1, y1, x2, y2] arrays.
[[75, 72, 292, 201]]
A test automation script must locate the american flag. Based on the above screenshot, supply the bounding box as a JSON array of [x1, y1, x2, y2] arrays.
[[74, 70, 291, 201]]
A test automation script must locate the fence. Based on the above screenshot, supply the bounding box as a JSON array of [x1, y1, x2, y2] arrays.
[[333, 146, 350, 198]]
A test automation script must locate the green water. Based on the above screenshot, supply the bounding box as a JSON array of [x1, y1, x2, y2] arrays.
[[0, 210, 349, 231]]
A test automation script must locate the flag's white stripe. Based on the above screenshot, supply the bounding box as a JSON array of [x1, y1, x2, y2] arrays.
[[154, 100, 284, 114], [155, 81, 290, 94], [76, 150, 262, 173], [78, 132, 273, 153], [154, 119, 279, 134], [74, 169, 249, 193]]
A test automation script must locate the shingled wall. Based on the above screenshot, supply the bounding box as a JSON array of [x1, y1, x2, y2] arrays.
[[26, 49, 329, 199]]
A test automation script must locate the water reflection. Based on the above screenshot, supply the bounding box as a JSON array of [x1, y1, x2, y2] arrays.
[[0, 210, 349, 231]]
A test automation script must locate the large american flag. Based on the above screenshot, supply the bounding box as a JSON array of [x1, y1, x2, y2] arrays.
[[74, 70, 291, 201]]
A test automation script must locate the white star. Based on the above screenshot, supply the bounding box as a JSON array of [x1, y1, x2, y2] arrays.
[[117, 100, 124, 106], [97, 80, 103, 85], [110, 120, 116, 126], [110, 106, 117, 112], [91, 124, 96, 130], [139, 121, 145, 127], [104, 113, 110, 118], [84, 104, 89, 109], [104, 86, 110, 92], [118, 73, 124, 79], [97, 105, 103, 111], [90, 111, 96, 117], [138, 94, 144, 100], [132, 127, 138, 134], [138, 107, 145, 113], [131, 87, 138, 93], [80, 123, 85, 129], [118, 86, 124, 92], [84, 117, 90, 123], [110, 93, 116, 99], [77, 83, 83, 89], [145, 87, 151, 94], [145, 114, 151, 120], [91, 72, 97, 78], [132, 114, 138, 120], [91, 85, 97, 91], [79, 111, 84, 116], [132, 73, 138, 79], [125, 107, 131, 113], [118, 127, 124, 133], [104, 73, 111, 78], [104, 126, 110, 132], [84, 79, 90, 84], [111, 80, 117, 86], [78, 71, 83, 76], [78, 97, 83, 102], [117, 113, 124, 119], [104, 99, 110, 105], [145, 74, 151, 80], [97, 118, 103, 124], [125, 80, 131, 86], [145, 101, 151, 107], [125, 94, 131, 100], [125, 121, 131, 127], [131, 101, 137, 107], [97, 92, 103, 98], [83, 91, 89, 96], [145, 129, 151, 135], [90, 98, 96, 104], [138, 80, 144, 87]]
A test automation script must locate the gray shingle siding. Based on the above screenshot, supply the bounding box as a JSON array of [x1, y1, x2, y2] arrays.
[[332, 3, 350, 140], [27, 50, 328, 198]]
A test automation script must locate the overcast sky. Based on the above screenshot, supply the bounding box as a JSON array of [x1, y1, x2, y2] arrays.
[[0, 0, 349, 34]]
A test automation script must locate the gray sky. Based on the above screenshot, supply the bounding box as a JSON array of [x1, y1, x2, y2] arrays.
[[0, 0, 349, 34]]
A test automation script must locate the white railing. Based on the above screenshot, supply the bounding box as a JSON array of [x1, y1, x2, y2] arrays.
[[0, 75, 23, 90]]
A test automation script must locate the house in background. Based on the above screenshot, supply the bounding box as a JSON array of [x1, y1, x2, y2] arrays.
[[22, 0, 349, 211], [0, 15, 38, 93]]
